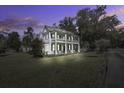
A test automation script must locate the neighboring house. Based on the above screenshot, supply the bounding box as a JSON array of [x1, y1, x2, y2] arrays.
[[115, 24, 124, 32], [39, 26, 80, 55]]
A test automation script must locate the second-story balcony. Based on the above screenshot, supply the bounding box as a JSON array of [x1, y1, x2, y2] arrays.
[[57, 38, 65, 41]]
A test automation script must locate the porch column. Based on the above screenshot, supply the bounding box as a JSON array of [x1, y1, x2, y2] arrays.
[[78, 37, 80, 53], [55, 32, 57, 55], [71, 44, 73, 53], [65, 34, 67, 54], [78, 43, 80, 52], [71, 35, 74, 53], [62, 44, 64, 53], [48, 32, 51, 54]]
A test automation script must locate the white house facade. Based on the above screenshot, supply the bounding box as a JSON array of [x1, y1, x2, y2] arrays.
[[40, 26, 80, 55]]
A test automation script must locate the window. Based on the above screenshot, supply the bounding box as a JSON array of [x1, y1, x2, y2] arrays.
[[59, 35, 61, 39], [71, 36, 73, 41], [57, 35, 59, 39], [57, 44, 59, 51], [69, 44, 70, 50], [67, 35, 71, 41], [57, 44, 62, 51], [59, 35, 62, 39], [74, 44, 78, 52], [57, 34, 64, 40], [67, 44, 71, 51], [51, 44, 55, 51], [51, 33, 55, 38], [59, 44, 62, 51]]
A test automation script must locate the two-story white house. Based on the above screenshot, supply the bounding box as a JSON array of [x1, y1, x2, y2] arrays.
[[39, 26, 80, 55]]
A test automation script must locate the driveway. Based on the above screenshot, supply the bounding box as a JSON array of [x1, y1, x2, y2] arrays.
[[105, 49, 124, 88]]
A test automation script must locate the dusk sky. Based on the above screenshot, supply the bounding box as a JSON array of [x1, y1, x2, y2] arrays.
[[0, 5, 124, 35], [0, 5, 124, 25]]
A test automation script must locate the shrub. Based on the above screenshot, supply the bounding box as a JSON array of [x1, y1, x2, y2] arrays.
[[31, 37, 44, 57], [0, 34, 7, 54], [95, 39, 110, 52]]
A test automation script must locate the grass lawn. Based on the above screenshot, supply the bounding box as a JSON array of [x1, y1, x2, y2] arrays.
[[0, 52, 106, 88]]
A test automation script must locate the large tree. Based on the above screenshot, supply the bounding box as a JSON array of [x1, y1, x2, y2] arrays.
[[8, 32, 21, 52], [118, 31, 124, 48], [0, 33, 7, 54], [31, 37, 44, 57], [99, 15, 121, 48], [59, 17, 76, 32], [76, 5, 121, 49], [76, 8, 92, 48], [23, 27, 34, 52]]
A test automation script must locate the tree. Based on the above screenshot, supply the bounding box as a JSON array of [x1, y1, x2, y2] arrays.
[[53, 23, 57, 28], [76, 8, 94, 48], [114, 30, 124, 48], [0, 33, 7, 54], [23, 27, 34, 52], [76, 6, 121, 49], [59, 17, 76, 32], [31, 37, 44, 57], [7, 32, 21, 52]]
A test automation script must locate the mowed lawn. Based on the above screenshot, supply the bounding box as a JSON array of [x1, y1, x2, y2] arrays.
[[0, 52, 106, 88]]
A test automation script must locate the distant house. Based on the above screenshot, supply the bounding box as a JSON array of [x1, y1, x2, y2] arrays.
[[115, 24, 124, 32], [39, 26, 80, 55]]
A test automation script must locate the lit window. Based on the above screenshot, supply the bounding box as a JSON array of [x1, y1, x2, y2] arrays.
[[51, 44, 55, 51], [69, 44, 71, 50], [58, 44, 59, 51], [51, 33, 55, 38], [57, 35, 59, 39]]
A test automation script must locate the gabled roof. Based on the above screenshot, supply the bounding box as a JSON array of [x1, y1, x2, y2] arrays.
[[42, 25, 78, 35]]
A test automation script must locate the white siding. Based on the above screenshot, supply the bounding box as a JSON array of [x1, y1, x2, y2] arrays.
[[41, 27, 80, 55]]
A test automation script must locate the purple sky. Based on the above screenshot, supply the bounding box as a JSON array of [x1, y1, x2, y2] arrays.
[[0, 5, 124, 25], [0, 5, 124, 35]]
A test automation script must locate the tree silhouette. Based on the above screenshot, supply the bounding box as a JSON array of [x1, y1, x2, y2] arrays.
[[8, 32, 21, 52]]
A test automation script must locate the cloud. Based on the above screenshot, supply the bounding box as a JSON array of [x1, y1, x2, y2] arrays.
[[105, 7, 124, 29], [24, 17, 33, 21], [0, 17, 43, 32], [99, 7, 124, 21], [107, 7, 124, 16]]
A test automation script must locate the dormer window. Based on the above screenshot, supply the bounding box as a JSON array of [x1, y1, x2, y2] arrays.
[[51, 33, 55, 38], [67, 36, 71, 41]]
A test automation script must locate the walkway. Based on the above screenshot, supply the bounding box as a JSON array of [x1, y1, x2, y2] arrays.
[[105, 49, 124, 88]]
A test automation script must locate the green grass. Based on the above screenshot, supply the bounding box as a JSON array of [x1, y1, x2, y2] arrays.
[[0, 52, 106, 88]]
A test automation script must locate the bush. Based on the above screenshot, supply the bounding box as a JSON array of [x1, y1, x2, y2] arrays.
[[0, 48, 6, 54], [95, 39, 110, 52], [31, 37, 44, 57], [0, 34, 7, 54]]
